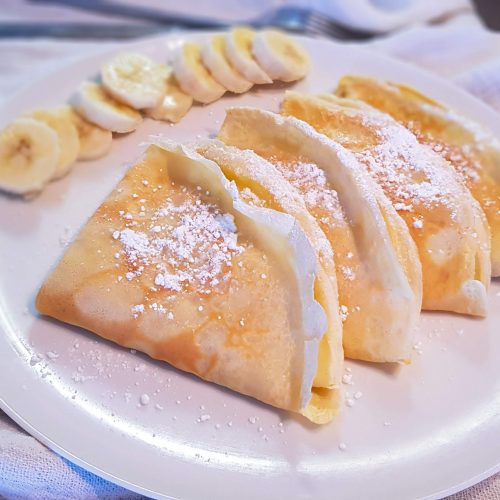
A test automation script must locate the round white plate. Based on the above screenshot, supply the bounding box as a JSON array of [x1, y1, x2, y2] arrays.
[[1, 33, 499, 500]]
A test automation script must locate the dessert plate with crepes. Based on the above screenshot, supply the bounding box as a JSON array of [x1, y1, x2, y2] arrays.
[[0, 33, 499, 500]]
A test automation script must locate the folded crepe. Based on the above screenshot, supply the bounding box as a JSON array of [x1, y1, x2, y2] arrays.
[[336, 75, 500, 277], [36, 140, 340, 423], [282, 91, 490, 316], [193, 139, 343, 390], [218, 107, 422, 363]]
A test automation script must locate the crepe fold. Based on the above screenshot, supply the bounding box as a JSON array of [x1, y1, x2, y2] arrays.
[[282, 91, 491, 317], [193, 139, 344, 392], [218, 107, 422, 363], [336, 75, 500, 278], [36, 140, 342, 423]]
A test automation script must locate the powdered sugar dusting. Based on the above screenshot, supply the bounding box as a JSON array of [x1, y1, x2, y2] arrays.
[[150, 198, 243, 292], [353, 112, 460, 216], [425, 136, 481, 183], [131, 304, 145, 318], [271, 158, 344, 228], [412, 130, 498, 214], [239, 187, 264, 207], [419, 103, 491, 145], [339, 305, 349, 322], [119, 230, 152, 264], [112, 180, 245, 314], [195, 141, 334, 262], [340, 265, 356, 281]]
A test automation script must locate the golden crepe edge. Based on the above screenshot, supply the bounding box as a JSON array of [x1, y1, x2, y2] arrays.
[[192, 138, 344, 391], [166, 139, 345, 423], [281, 90, 491, 317], [36, 138, 342, 424], [336, 74, 500, 278], [218, 106, 422, 363]]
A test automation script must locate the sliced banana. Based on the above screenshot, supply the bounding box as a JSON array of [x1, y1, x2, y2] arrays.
[[225, 27, 272, 85], [145, 76, 193, 123], [102, 53, 170, 110], [173, 42, 226, 104], [25, 107, 80, 179], [0, 118, 59, 195], [72, 81, 142, 133], [253, 30, 310, 82], [64, 107, 113, 161], [202, 34, 253, 94]]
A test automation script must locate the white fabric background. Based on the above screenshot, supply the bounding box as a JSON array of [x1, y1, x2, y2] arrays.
[[1, 1, 499, 498], [0, 0, 472, 30]]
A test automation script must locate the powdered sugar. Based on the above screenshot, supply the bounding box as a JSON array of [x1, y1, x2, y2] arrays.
[[195, 140, 335, 261], [408, 125, 482, 185], [413, 218, 424, 229], [154, 272, 184, 292], [150, 198, 243, 293], [239, 187, 263, 207], [419, 103, 491, 145], [119, 229, 152, 263], [406, 125, 500, 231], [284, 161, 337, 209], [271, 158, 344, 228], [131, 304, 145, 318], [340, 265, 356, 281], [339, 305, 349, 322], [149, 302, 167, 314], [58, 226, 74, 248], [354, 115, 459, 214], [113, 181, 245, 304]]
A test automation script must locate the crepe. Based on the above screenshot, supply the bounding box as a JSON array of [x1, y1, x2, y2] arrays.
[[218, 107, 422, 363], [336, 75, 500, 277], [194, 139, 343, 390], [282, 91, 490, 316], [36, 140, 340, 423]]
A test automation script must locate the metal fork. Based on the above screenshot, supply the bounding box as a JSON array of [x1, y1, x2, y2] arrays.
[[260, 6, 374, 39], [16, 0, 374, 40]]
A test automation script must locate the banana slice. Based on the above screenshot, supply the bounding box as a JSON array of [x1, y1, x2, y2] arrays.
[[64, 107, 113, 161], [0, 118, 59, 195], [173, 42, 226, 104], [144, 76, 193, 123], [202, 35, 253, 93], [225, 27, 272, 85], [253, 30, 310, 82], [25, 107, 80, 179], [72, 81, 142, 133], [102, 53, 170, 110]]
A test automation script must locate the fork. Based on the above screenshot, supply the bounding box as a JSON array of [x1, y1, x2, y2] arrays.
[[25, 0, 375, 40]]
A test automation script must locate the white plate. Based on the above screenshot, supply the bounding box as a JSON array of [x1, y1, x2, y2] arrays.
[[1, 33, 499, 500]]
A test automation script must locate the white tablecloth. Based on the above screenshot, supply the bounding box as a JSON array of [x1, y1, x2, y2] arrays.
[[1, 3, 499, 499]]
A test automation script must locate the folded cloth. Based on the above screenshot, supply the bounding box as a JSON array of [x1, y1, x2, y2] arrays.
[[312, 0, 472, 32], [0, 411, 144, 500], [369, 13, 500, 111], [0, 0, 472, 30], [1, 9, 499, 500]]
